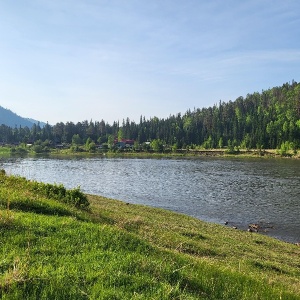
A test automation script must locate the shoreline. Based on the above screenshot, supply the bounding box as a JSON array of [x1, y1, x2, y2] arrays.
[[1, 173, 300, 298], [92, 194, 299, 245], [87, 193, 300, 246], [3, 147, 300, 160], [2, 152, 299, 244]]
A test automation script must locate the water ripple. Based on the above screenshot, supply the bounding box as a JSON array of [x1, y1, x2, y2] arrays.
[[2, 156, 300, 243]]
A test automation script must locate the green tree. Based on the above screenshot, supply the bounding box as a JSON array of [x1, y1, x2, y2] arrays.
[[203, 136, 213, 149], [85, 137, 95, 152], [87, 141, 96, 152], [72, 134, 82, 146], [151, 139, 163, 152], [241, 134, 251, 150], [218, 137, 223, 149], [226, 139, 235, 154], [278, 141, 291, 156], [118, 128, 123, 141], [107, 135, 115, 150]]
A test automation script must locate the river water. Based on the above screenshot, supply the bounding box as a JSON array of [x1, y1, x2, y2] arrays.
[[1, 156, 299, 243]]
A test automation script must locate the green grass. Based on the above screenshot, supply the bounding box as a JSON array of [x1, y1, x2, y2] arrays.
[[0, 147, 11, 156], [0, 172, 300, 299]]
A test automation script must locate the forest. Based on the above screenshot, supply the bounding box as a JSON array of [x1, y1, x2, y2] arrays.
[[1, 81, 300, 153]]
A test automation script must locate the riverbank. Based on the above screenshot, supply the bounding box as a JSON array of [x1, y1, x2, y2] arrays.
[[0, 173, 299, 299], [52, 147, 300, 159], [3, 143, 300, 159], [3, 155, 300, 243]]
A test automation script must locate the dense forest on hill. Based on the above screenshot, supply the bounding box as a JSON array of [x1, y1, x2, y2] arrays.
[[1, 81, 300, 152]]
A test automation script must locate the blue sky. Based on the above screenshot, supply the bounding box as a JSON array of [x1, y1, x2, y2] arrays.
[[0, 0, 299, 125]]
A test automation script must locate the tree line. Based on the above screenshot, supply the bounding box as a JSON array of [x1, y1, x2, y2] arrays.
[[1, 81, 300, 152]]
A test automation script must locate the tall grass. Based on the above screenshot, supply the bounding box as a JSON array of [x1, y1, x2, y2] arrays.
[[1, 172, 299, 299]]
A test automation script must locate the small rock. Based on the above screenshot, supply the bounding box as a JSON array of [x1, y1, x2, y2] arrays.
[[248, 223, 260, 231]]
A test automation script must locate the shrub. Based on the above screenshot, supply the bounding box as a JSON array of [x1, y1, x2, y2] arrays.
[[65, 187, 89, 208], [43, 183, 67, 200], [29, 180, 89, 209], [32, 144, 44, 153], [277, 141, 297, 157]]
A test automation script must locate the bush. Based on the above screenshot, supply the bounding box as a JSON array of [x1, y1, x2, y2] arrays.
[[65, 187, 89, 208], [278, 141, 293, 157], [32, 144, 44, 153], [30, 181, 89, 209], [43, 183, 67, 200]]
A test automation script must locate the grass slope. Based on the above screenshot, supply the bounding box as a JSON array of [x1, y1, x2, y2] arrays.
[[0, 172, 300, 299]]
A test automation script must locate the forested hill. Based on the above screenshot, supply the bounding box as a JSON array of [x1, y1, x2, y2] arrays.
[[1, 81, 300, 151], [0, 106, 34, 128], [0, 106, 46, 129]]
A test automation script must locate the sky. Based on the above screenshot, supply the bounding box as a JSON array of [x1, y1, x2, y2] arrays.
[[0, 0, 300, 125]]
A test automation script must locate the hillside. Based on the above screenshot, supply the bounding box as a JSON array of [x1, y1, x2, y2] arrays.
[[1, 81, 300, 153], [0, 106, 44, 128], [0, 172, 299, 299]]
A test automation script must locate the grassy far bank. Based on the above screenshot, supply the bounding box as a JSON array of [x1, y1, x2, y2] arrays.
[[4, 142, 300, 159], [0, 173, 300, 299]]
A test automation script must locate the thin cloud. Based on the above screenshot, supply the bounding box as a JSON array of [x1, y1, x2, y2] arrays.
[[0, 1, 299, 124]]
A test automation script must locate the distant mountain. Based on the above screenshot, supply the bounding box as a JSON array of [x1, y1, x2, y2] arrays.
[[0, 106, 46, 128], [26, 118, 47, 127]]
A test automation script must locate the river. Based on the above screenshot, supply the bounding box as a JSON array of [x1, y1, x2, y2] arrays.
[[1, 156, 299, 243]]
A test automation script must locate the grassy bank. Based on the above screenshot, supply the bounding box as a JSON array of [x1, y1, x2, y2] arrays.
[[0, 147, 11, 156], [0, 173, 300, 299], [3, 143, 300, 159], [50, 147, 300, 159]]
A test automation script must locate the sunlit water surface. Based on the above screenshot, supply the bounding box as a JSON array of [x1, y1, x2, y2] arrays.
[[1, 156, 299, 243]]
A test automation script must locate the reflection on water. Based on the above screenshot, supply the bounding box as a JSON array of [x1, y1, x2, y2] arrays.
[[1, 156, 300, 243]]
